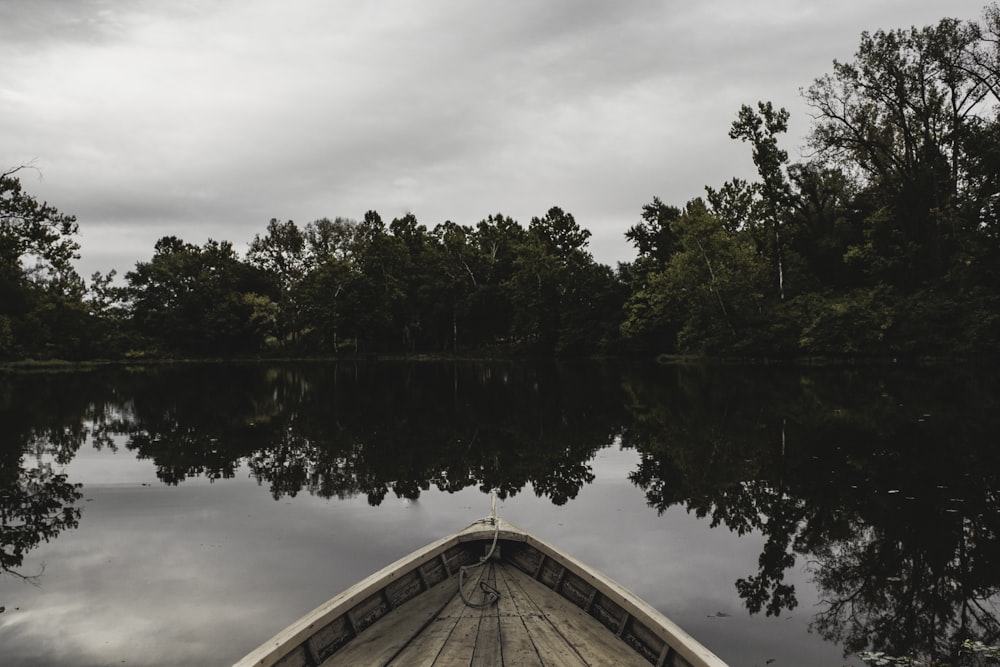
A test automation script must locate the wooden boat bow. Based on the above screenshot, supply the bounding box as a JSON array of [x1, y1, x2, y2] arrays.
[[234, 518, 730, 667]]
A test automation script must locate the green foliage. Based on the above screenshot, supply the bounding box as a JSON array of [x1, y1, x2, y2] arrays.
[[621, 8, 1000, 358], [0, 168, 88, 360], [506, 206, 623, 354], [804, 18, 988, 289], [623, 198, 770, 354], [794, 285, 897, 356], [0, 168, 79, 280], [728, 101, 794, 301], [624, 197, 682, 264], [126, 237, 272, 355]]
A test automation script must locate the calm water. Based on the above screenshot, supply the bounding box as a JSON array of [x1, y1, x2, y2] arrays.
[[1, 361, 998, 666]]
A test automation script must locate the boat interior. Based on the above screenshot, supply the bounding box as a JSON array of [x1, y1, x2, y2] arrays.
[[248, 521, 707, 667]]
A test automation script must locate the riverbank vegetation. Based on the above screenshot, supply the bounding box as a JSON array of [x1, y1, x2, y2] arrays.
[[3, 6, 1000, 361]]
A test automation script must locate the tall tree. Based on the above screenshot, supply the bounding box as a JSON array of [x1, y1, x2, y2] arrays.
[[432, 220, 481, 352], [0, 167, 86, 359], [727, 102, 795, 301], [0, 167, 79, 281], [625, 197, 683, 268], [297, 217, 358, 353], [509, 207, 591, 352], [803, 18, 992, 286], [303, 217, 357, 265], [86, 270, 133, 355], [625, 199, 769, 354], [348, 210, 406, 352], [621, 199, 684, 352], [246, 219, 308, 348], [465, 214, 525, 347]]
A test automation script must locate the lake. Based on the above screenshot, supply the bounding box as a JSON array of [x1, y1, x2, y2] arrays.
[[1, 361, 998, 666]]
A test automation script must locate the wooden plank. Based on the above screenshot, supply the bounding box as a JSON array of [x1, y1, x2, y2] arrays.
[[386, 569, 425, 609], [494, 562, 544, 667], [272, 645, 310, 667], [384, 567, 486, 667], [431, 563, 495, 666], [308, 615, 353, 664], [471, 564, 503, 667], [431, 615, 480, 666], [320, 578, 458, 667], [502, 563, 651, 667], [499, 563, 587, 667]]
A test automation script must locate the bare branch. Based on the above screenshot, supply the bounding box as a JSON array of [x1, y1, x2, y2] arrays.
[[1, 160, 41, 181]]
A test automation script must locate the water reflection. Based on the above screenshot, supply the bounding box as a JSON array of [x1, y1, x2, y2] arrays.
[[1, 372, 87, 590], [623, 365, 1000, 663], [2, 361, 999, 663], [88, 362, 624, 504]]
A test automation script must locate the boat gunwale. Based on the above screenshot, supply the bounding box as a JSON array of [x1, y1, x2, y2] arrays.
[[233, 520, 500, 667], [233, 519, 729, 667]]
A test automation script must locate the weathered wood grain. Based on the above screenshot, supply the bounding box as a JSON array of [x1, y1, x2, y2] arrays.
[[319, 576, 457, 666], [383, 564, 488, 666]]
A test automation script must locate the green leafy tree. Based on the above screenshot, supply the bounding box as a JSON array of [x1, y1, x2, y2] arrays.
[[508, 206, 616, 354], [246, 219, 308, 349], [302, 217, 356, 264], [726, 101, 795, 301], [127, 237, 271, 355], [621, 199, 685, 352], [85, 270, 134, 356], [624, 199, 769, 354], [387, 212, 441, 351], [0, 166, 87, 359], [347, 210, 407, 352], [297, 217, 358, 353], [784, 162, 861, 291], [624, 197, 683, 267], [432, 220, 481, 352], [0, 167, 79, 280], [466, 213, 525, 347], [803, 18, 989, 287]]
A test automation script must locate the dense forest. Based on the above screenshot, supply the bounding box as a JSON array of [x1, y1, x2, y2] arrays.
[[3, 7, 1000, 361]]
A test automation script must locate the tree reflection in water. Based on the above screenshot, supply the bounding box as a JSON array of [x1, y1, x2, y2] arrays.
[[1, 371, 88, 602], [624, 364, 1000, 664], [2, 361, 999, 662], [87, 362, 624, 505]]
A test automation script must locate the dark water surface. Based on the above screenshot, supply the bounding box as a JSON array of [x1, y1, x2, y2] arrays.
[[1, 361, 998, 666]]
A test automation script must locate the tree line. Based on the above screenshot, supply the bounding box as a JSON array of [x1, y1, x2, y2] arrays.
[[3, 6, 1000, 361]]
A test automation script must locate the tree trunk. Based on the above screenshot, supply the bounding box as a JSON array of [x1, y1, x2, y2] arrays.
[[694, 237, 738, 339]]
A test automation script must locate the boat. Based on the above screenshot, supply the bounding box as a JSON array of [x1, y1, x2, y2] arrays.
[[234, 509, 730, 667]]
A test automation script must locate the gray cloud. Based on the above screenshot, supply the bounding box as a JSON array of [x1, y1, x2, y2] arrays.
[[0, 0, 989, 278]]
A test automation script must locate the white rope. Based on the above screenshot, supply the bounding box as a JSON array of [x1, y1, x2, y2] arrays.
[[458, 490, 502, 608]]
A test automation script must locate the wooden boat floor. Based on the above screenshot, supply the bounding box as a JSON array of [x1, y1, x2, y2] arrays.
[[320, 559, 652, 667]]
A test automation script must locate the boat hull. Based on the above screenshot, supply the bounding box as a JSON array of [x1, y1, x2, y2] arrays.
[[234, 519, 729, 667]]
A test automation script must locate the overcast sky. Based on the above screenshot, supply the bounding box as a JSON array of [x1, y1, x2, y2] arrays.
[[1, 0, 990, 279]]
